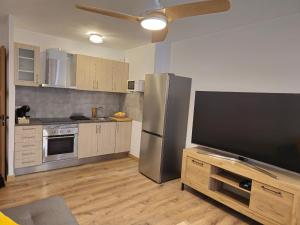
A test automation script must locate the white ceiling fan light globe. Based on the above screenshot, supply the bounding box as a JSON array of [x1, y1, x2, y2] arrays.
[[89, 34, 104, 44], [140, 16, 167, 31]]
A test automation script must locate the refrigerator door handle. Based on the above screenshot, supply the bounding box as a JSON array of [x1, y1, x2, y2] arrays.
[[142, 130, 163, 138]]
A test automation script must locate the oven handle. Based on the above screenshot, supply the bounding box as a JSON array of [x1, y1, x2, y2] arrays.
[[46, 135, 75, 139]]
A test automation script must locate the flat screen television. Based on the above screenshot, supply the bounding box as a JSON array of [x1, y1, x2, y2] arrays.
[[192, 91, 300, 174]]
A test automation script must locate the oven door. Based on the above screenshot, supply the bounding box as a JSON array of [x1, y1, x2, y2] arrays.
[[43, 134, 78, 162]]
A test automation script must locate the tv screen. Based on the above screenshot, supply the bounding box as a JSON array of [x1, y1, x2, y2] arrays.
[[192, 91, 300, 174]]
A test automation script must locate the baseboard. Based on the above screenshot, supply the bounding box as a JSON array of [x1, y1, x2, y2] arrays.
[[128, 154, 139, 161], [15, 152, 129, 176], [6, 175, 15, 182]]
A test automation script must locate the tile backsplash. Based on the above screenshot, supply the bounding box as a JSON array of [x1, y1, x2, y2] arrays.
[[16, 86, 123, 118], [120, 93, 143, 122]]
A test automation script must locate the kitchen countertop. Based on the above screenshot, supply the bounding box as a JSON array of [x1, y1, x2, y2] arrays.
[[15, 117, 132, 126]]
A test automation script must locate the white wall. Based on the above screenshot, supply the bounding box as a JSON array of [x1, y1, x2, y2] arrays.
[[154, 42, 171, 74], [125, 43, 156, 81], [170, 13, 300, 147], [125, 44, 155, 158]]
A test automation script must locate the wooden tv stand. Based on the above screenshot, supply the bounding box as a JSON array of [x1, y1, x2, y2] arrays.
[[181, 147, 300, 225]]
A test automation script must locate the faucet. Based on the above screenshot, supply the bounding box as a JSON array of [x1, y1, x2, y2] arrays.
[[92, 106, 105, 118], [96, 106, 105, 118]]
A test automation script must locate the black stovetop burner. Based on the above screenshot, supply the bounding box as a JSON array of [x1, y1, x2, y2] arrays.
[[69, 115, 90, 121], [39, 118, 73, 123], [39, 116, 90, 124]]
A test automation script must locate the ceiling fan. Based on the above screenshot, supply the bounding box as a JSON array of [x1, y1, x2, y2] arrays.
[[76, 0, 230, 43]]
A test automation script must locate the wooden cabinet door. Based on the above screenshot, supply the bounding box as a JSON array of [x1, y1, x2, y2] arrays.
[[14, 43, 40, 87], [78, 123, 98, 159], [89, 56, 98, 90], [76, 54, 91, 90], [182, 156, 210, 190], [249, 181, 294, 225], [112, 61, 129, 93], [296, 196, 300, 225], [96, 58, 113, 92], [97, 122, 116, 155], [15, 126, 42, 168], [115, 122, 131, 153]]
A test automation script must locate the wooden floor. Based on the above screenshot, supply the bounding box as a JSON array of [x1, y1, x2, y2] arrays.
[[0, 158, 258, 225]]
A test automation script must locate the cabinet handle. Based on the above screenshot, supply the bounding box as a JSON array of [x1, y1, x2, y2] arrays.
[[97, 81, 99, 89], [22, 128, 35, 131], [22, 144, 35, 148], [22, 152, 35, 156], [23, 136, 35, 139], [99, 125, 101, 133], [261, 185, 282, 197], [191, 159, 204, 167], [22, 160, 35, 164], [96, 125, 98, 134]]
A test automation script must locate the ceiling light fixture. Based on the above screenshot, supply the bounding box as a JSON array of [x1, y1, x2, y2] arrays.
[[89, 34, 103, 44], [140, 15, 167, 31]]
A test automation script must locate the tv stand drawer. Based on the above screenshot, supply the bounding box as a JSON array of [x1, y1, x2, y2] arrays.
[[250, 181, 294, 224]]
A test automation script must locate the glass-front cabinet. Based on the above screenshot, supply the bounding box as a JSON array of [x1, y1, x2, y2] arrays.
[[14, 43, 40, 86]]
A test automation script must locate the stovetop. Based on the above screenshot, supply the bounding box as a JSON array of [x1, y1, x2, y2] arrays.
[[39, 118, 74, 123], [38, 116, 90, 124]]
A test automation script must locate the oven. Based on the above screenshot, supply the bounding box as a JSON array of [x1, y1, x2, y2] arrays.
[[43, 124, 78, 162]]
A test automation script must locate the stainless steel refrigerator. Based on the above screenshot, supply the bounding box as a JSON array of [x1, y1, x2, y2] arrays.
[[139, 73, 192, 183]]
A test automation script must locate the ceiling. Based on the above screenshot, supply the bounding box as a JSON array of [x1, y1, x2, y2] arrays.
[[0, 0, 300, 50]]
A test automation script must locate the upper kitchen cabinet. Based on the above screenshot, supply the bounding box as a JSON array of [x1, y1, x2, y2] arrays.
[[112, 61, 129, 93], [75, 54, 91, 90], [75, 54, 129, 93], [95, 58, 113, 92], [14, 43, 40, 86]]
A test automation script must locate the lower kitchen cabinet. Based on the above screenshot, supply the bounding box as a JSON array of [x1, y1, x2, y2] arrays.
[[78, 123, 98, 158], [78, 122, 130, 159], [97, 122, 116, 155], [115, 122, 132, 153], [14, 126, 43, 168]]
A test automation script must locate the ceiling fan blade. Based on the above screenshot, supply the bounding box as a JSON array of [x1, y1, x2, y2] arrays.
[[163, 0, 230, 21], [152, 27, 168, 43], [76, 4, 143, 22]]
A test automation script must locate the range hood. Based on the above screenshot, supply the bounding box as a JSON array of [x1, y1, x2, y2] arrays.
[[42, 49, 76, 88]]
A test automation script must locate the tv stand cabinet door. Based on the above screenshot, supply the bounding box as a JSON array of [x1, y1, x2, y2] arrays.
[[182, 156, 210, 190], [250, 181, 293, 225], [295, 196, 300, 225]]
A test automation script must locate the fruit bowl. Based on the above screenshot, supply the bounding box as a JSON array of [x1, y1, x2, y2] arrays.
[[113, 112, 126, 118]]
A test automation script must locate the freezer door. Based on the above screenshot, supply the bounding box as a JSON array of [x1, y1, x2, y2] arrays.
[[142, 74, 169, 136], [139, 131, 163, 183]]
